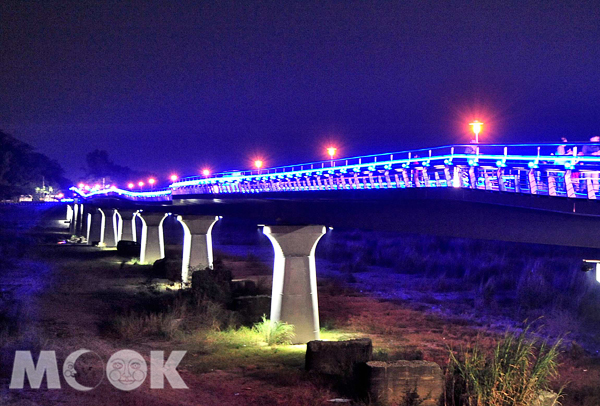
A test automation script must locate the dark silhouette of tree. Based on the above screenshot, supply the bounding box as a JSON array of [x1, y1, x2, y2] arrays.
[[83, 149, 150, 186], [0, 130, 70, 199]]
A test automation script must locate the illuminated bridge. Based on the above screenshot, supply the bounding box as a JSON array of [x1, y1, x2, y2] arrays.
[[67, 142, 600, 343], [74, 143, 600, 201]]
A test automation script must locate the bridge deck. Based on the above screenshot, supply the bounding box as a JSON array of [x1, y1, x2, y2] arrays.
[[72, 143, 600, 203]]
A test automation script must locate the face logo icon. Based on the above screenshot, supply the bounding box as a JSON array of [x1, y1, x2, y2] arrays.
[[64, 362, 76, 378], [107, 350, 147, 391]]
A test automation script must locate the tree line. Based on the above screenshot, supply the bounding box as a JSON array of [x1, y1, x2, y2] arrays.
[[0, 130, 70, 200]]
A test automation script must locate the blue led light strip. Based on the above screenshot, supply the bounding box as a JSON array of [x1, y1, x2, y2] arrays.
[[70, 186, 171, 199], [71, 143, 600, 201]]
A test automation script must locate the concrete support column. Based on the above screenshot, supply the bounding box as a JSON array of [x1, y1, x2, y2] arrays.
[[69, 204, 78, 235], [176, 215, 219, 284], [66, 204, 74, 223], [116, 210, 137, 242], [88, 208, 105, 245], [75, 204, 84, 236], [82, 206, 91, 242], [262, 225, 326, 344], [138, 212, 168, 264], [99, 208, 117, 247]]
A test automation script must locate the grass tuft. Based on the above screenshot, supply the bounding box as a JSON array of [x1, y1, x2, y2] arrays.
[[447, 326, 563, 406], [252, 315, 295, 345]]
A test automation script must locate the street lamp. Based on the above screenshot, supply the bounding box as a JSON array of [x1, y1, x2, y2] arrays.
[[170, 174, 178, 182], [148, 178, 155, 191], [202, 169, 210, 177], [138, 181, 144, 191], [128, 183, 134, 189], [255, 160, 263, 174], [327, 147, 337, 167], [469, 120, 483, 143]]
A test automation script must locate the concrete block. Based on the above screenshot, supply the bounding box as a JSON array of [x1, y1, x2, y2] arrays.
[[358, 360, 444, 406], [305, 338, 373, 376]]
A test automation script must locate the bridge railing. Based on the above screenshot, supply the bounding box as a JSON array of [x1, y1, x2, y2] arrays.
[[70, 186, 172, 202], [174, 143, 600, 187], [73, 143, 600, 201]]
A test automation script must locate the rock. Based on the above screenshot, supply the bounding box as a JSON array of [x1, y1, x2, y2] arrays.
[[357, 360, 444, 406], [305, 338, 373, 376], [116, 240, 140, 257], [233, 295, 271, 324], [532, 390, 559, 406], [153, 257, 182, 282]]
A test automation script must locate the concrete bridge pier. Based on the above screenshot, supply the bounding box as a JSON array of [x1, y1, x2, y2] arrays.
[[68, 203, 78, 235], [82, 206, 91, 242], [138, 212, 168, 264], [115, 209, 137, 242], [88, 208, 105, 245], [66, 204, 74, 224], [262, 225, 326, 344], [176, 215, 219, 284], [99, 208, 117, 247], [75, 203, 85, 237]]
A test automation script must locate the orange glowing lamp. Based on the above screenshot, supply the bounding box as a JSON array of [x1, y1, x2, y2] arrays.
[[469, 120, 483, 143], [327, 147, 337, 160]]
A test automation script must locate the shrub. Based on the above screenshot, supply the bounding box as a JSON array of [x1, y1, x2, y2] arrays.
[[190, 259, 233, 306], [339, 258, 369, 274], [252, 315, 295, 345], [517, 264, 555, 311], [112, 310, 181, 340], [447, 327, 562, 406]]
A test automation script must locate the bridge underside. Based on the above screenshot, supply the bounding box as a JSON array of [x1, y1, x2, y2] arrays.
[[88, 187, 600, 249]]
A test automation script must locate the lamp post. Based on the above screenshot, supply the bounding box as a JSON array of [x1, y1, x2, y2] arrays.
[[138, 181, 144, 192], [255, 160, 263, 174], [327, 147, 337, 167], [469, 120, 483, 143]]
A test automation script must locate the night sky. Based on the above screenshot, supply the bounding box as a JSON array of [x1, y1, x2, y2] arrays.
[[2, 1, 599, 182]]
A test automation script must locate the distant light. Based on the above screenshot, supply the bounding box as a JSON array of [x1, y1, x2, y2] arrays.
[[327, 147, 337, 159], [148, 178, 156, 185], [94, 184, 100, 190], [469, 120, 483, 143], [78, 183, 85, 189], [84, 185, 90, 190], [128, 183, 134, 189], [138, 181, 144, 187], [57, 193, 64, 198], [255, 160, 263, 169], [202, 169, 210, 176], [170, 174, 178, 182]]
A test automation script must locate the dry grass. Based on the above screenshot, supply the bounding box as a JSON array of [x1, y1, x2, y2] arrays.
[[447, 327, 563, 406]]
